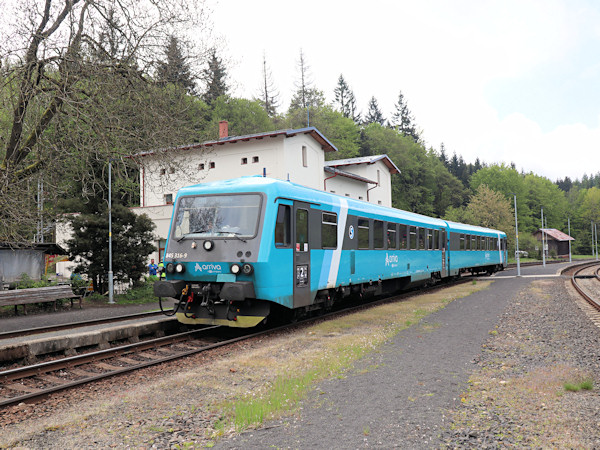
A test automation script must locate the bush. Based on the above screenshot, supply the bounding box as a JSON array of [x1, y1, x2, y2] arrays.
[[17, 273, 54, 289]]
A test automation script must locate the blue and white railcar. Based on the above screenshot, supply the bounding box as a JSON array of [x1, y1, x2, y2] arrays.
[[154, 177, 506, 328], [445, 221, 507, 276]]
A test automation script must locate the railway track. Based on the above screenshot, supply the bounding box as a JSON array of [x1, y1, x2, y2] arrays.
[[570, 262, 600, 312], [0, 276, 477, 409]]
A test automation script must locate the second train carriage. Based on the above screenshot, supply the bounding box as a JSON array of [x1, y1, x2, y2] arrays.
[[154, 176, 507, 327]]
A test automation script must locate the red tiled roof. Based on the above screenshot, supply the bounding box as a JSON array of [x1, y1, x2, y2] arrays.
[[536, 228, 574, 241]]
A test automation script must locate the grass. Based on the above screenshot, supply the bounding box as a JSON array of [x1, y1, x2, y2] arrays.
[[563, 379, 594, 392]]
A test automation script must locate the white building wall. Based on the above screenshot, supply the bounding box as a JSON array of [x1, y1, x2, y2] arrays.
[[324, 176, 369, 201], [282, 135, 326, 189], [338, 160, 393, 207]]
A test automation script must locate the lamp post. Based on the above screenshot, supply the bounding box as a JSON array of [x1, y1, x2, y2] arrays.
[[513, 193, 521, 277], [108, 159, 114, 304]]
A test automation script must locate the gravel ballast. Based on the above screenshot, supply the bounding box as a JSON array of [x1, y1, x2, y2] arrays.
[[2, 270, 599, 448]]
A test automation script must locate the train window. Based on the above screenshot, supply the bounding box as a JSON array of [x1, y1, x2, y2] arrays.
[[322, 213, 337, 249], [387, 223, 397, 249], [441, 230, 447, 250], [374, 220, 384, 249], [471, 236, 476, 250], [358, 219, 370, 249], [427, 229, 434, 250], [275, 205, 291, 247], [418, 228, 426, 250], [399, 225, 407, 249], [296, 209, 308, 252], [433, 230, 440, 250], [460, 234, 465, 250], [409, 226, 417, 249]]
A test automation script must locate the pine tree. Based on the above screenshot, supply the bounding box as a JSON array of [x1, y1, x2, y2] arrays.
[[202, 48, 229, 106], [334, 74, 360, 123], [257, 53, 279, 117], [439, 143, 448, 167], [364, 96, 385, 126], [156, 35, 196, 94], [391, 90, 419, 142]]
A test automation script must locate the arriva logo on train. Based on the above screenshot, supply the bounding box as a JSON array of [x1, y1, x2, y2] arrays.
[[385, 253, 399, 267], [195, 263, 223, 273]]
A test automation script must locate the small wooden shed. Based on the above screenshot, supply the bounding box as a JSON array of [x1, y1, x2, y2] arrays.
[[0, 243, 67, 288], [532, 229, 574, 257]]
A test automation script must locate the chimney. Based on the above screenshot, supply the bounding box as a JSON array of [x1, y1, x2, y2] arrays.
[[219, 120, 228, 139]]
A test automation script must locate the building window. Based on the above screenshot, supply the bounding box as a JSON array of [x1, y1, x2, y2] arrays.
[[378, 200, 382, 205], [169, 167, 175, 174], [358, 196, 363, 200], [377, 169, 381, 185], [160, 168, 166, 176], [345, 193, 350, 197], [198, 163, 205, 170], [330, 190, 336, 193], [241, 157, 248, 165], [210, 162, 215, 169], [252, 156, 259, 163], [302, 146, 308, 167], [321, 213, 337, 249], [164, 194, 173, 205]]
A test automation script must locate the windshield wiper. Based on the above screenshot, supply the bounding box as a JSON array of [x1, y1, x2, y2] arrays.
[[177, 229, 208, 242], [214, 230, 247, 243]]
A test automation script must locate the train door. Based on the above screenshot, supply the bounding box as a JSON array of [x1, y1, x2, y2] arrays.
[[293, 202, 311, 307], [441, 229, 448, 277]]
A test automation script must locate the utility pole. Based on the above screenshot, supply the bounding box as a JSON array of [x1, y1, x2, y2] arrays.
[[541, 208, 546, 267], [568, 217, 572, 263], [108, 159, 114, 304], [513, 194, 521, 277]]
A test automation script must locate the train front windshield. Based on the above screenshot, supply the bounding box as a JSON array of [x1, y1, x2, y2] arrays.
[[172, 194, 262, 240]]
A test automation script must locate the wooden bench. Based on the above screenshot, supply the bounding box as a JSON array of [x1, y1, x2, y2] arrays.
[[0, 285, 82, 315]]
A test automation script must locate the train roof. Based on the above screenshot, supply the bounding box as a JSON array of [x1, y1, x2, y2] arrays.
[[176, 177, 505, 235], [444, 220, 506, 237]]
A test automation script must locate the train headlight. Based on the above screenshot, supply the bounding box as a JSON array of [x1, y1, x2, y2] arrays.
[[230, 263, 241, 275], [242, 263, 254, 275], [166, 263, 175, 274], [175, 263, 186, 274], [203, 240, 214, 251]]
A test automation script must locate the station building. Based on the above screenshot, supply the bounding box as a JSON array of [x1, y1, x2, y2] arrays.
[[130, 122, 399, 262]]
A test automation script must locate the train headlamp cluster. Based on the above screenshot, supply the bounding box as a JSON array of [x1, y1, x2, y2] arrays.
[[230, 263, 253, 275], [165, 262, 186, 274], [203, 240, 214, 251]]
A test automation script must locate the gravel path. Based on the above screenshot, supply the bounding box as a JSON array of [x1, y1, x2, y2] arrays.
[[217, 277, 528, 449], [218, 274, 600, 449]]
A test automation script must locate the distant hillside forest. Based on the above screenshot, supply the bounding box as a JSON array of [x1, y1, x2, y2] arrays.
[[1, 3, 599, 257]]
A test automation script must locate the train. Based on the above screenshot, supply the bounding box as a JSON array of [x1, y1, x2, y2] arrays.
[[154, 176, 507, 327]]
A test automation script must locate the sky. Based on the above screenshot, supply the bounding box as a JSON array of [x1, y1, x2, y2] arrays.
[[209, 0, 600, 182]]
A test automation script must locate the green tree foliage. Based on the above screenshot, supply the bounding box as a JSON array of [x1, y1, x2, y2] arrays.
[[286, 105, 360, 160], [65, 199, 156, 293], [445, 184, 516, 251], [359, 123, 466, 215], [391, 90, 419, 142], [156, 35, 196, 95], [207, 97, 274, 138], [364, 97, 386, 126], [202, 48, 229, 106]]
